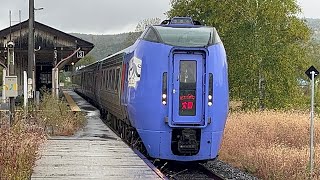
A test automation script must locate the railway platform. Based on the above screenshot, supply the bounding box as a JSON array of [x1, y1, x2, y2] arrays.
[[31, 90, 164, 180]]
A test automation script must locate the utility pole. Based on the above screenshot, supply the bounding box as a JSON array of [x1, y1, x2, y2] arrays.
[[28, 0, 34, 100]]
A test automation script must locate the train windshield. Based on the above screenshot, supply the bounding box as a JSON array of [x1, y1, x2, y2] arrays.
[[154, 26, 217, 47]]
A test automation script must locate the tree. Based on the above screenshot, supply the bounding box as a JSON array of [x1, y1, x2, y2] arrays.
[[121, 32, 142, 49], [122, 18, 162, 49], [168, 0, 311, 109], [75, 55, 96, 68], [135, 18, 161, 32]]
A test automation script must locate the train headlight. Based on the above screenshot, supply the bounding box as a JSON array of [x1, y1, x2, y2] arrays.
[[208, 102, 213, 106], [162, 73, 168, 106], [162, 94, 167, 99]]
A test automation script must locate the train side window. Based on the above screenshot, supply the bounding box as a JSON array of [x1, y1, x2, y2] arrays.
[[105, 70, 107, 89], [111, 69, 116, 90], [108, 70, 112, 90], [109, 69, 112, 90], [106, 69, 110, 89], [84, 73, 86, 88], [101, 71, 103, 89], [104, 70, 107, 90], [115, 68, 120, 92]]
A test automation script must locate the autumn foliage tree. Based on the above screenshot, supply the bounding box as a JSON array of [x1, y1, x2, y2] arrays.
[[168, 0, 312, 109]]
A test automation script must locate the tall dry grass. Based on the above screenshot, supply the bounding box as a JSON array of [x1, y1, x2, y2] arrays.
[[0, 112, 45, 179], [220, 111, 320, 179], [0, 91, 86, 179], [37, 91, 86, 136]]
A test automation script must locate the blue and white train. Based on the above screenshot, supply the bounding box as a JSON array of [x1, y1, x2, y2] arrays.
[[73, 17, 229, 161]]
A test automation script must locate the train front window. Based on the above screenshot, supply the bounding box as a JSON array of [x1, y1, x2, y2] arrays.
[[179, 60, 196, 116], [154, 26, 215, 47]]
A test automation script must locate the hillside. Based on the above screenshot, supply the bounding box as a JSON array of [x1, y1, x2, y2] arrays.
[[71, 32, 141, 60], [306, 18, 320, 42]]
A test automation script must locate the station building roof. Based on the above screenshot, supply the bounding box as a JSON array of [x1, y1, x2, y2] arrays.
[[0, 19, 94, 69]]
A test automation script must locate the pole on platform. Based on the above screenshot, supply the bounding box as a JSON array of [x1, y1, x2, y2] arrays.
[[28, 0, 35, 100], [51, 68, 59, 98], [23, 71, 28, 110], [2, 69, 6, 103], [52, 68, 55, 97], [55, 68, 59, 98]]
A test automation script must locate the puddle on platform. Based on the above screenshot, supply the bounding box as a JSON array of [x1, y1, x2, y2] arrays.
[[81, 106, 97, 111], [93, 134, 118, 140]]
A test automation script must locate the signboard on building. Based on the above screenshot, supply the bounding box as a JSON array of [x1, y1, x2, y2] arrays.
[[4, 76, 18, 97], [77, 51, 85, 58]]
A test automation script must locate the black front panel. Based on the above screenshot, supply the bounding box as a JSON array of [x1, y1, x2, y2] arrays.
[[171, 128, 201, 156]]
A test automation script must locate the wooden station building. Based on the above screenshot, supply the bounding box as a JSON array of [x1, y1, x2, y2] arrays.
[[0, 19, 94, 96]]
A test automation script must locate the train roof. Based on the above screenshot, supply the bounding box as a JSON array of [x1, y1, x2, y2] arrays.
[[160, 17, 203, 27]]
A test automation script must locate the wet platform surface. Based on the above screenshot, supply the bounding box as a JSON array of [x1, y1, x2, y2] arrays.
[[31, 90, 162, 180]]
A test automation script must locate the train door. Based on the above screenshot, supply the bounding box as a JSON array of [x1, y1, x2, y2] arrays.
[[171, 53, 204, 125]]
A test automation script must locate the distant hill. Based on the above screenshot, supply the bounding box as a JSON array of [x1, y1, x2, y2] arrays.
[[306, 18, 320, 42], [71, 32, 141, 60], [306, 18, 320, 30]]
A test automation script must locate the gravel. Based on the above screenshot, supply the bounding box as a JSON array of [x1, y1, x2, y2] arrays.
[[205, 160, 259, 180]]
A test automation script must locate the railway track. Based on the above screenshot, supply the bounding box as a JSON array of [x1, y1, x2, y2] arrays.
[[100, 115, 225, 179], [154, 161, 224, 180], [98, 112, 226, 180]]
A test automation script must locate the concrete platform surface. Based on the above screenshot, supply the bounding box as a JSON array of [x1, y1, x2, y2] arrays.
[[31, 90, 162, 180]]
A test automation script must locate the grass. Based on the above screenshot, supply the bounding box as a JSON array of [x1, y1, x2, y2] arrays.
[[219, 111, 320, 179], [0, 112, 45, 179], [37, 91, 86, 136], [0, 91, 86, 179]]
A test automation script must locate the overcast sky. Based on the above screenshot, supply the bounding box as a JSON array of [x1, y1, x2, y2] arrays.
[[0, 0, 318, 35]]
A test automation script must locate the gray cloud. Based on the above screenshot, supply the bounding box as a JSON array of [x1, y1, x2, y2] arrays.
[[297, 0, 320, 19], [0, 0, 171, 34], [0, 0, 318, 35]]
